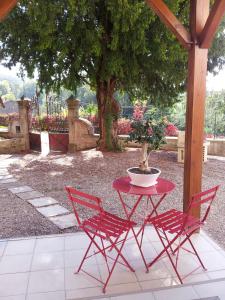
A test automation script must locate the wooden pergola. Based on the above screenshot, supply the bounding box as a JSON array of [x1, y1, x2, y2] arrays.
[[1, 0, 225, 218]]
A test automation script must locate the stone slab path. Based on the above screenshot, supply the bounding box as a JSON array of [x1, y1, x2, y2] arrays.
[[0, 163, 78, 230]]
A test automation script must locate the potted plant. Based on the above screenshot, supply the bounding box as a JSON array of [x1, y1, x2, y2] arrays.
[[127, 111, 166, 187]]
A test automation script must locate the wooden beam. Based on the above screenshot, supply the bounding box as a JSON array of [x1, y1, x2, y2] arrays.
[[0, 0, 17, 21], [199, 0, 225, 49], [183, 0, 210, 218], [145, 0, 192, 50]]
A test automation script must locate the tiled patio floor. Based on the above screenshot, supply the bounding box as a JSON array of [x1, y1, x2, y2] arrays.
[[0, 226, 225, 300]]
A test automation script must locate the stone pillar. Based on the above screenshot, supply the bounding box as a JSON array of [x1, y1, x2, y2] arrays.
[[66, 95, 80, 152], [17, 97, 30, 151]]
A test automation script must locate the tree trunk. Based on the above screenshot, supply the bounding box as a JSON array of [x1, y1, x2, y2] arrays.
[[139, 142, 149, 171], [96, 79, 120, 151]]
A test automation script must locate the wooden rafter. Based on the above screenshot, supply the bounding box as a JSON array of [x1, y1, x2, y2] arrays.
[[145, 0, 192, 50], [0, 0, 17, 21], [199, 0, 225, 49]]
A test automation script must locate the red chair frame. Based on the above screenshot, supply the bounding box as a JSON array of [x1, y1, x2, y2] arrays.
[[65, 186, 138, 293], [145, 185, 219, 283]]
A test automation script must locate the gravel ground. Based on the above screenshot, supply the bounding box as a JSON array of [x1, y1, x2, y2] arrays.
[[0, 149, 224, 249]]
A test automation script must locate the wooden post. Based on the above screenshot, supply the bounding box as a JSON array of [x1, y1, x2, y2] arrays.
[[145, 0, 225, 219], [0, 0, 17, 21], [183, 0, 209, 216]]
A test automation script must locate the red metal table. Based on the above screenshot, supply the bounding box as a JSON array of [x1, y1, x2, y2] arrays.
[[113, 176, 175, 246]]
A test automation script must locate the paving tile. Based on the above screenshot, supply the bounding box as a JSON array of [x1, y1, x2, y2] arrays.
[[0, 241, 7, 256], [124, 242, 157, 261], [4, 239, 35, 256], [134, 259, 173, 281], [183, 272, 210, 284], [35, 237, 64, 253], [160, 276, 180, 287], [193, 281, 225, 299], [66, 287, 103, 299], [207, 270, 225, 280], [0, 295, 26, 300], [28, 269, 64, 294], [106, 282, 142, 296], [99, 264, 137, 286], [65, 235, 90, 250], [0, 174, 13, 180], [113, 291, 155, 300], [37, 205, 69, 218], [31, 252, 64, 271], [28, 197, 58, 207], [0, 185, 7, 191], [139, 279, 165, 290], [0, 182, 21, 189], [0, 178, 17, 184], [92, 298, 110, 300], [0, 254, 32, 274], [153, 286, 198, 300], [64, 249, 96, 268], [0, 170, 9, 175], [65, 267, 101, 290], [8, 186, 33, 194], [161, 253, 201, 277], [27, 291, 65, 300], [49, 214, 77, 229], [17, 191, 44, 200], [0, 272, 29, 297], [198, 251, 225, 271]]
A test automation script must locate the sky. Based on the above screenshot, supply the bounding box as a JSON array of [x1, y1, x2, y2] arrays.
[[207, 70, 225, 91], [0, 64, 225, 91]]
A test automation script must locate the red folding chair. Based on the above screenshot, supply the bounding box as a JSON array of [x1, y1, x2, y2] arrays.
[[65, 186, 138, 293], [145, 185, 219, 283]]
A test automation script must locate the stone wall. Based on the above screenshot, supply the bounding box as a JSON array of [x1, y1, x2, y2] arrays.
[[0, 130, 9, 139], [207, 139, 225, 156], [67, 96, 97, 152], [0, 98, 30, 154], [0, 136, 26, 154], [119, 135, 225, 157], [118, 135, 178, 151]]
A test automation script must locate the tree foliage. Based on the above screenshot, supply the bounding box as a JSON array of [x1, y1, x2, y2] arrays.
[[1, 0, 225, 149]]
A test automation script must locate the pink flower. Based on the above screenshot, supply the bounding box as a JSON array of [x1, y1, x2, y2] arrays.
[[132, 104, 145, 121]]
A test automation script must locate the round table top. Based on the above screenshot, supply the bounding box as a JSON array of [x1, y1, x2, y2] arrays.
[[113, 176, 175, 196]]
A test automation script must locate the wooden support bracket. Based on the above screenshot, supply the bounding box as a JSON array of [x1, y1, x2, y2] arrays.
[[199, 0, 225, 49], [145, 0, 192, 50]]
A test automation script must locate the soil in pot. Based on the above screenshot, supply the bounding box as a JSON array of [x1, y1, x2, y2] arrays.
[[129, 167, 159, 175]]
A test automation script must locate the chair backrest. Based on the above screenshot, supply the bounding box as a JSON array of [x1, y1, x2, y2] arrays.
[[188, 185, 219, 223], [65, 186, 103, 225]]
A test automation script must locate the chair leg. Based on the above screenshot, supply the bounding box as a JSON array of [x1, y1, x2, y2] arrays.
[[187, 235, 207, 270], [75, 232, 96, 274], [102, 230, 134, 293], [172, 233, 206, 270], [148, 227, 183, 284], [131, 226, 148, 272]]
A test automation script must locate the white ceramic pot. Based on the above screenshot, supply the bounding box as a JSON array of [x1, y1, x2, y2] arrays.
[[127, 167, 161, 187]]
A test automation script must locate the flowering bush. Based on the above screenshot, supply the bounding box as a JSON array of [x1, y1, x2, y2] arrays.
[[118, 118, 132, 135], [128, 109, 166, 171], [132, 104, 146, 121], [165, 123, 178, 136], [31, 115, 68, 132]]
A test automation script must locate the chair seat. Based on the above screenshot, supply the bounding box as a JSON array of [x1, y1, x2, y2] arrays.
[[81, 211, 136, 239], [147, 209, 202, 235]]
